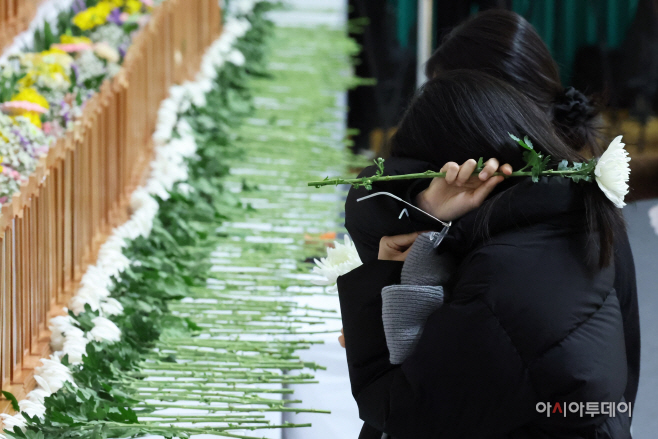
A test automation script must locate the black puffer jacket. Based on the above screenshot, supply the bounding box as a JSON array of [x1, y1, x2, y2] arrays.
[[338, 159, 634, 439]]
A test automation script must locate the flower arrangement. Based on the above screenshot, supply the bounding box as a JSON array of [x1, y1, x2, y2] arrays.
[[0, 0, 163, 207], [308, 134, 632, 209], [72, 0, 151, 31], [0, 114, 50, 203]]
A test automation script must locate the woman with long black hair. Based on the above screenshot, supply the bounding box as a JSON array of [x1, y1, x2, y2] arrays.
[[339, 10, 636, 439], [339, 69, 630, 439]]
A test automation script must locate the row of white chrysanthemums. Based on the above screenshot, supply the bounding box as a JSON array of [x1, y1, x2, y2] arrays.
[[0, 0, 262, 433]]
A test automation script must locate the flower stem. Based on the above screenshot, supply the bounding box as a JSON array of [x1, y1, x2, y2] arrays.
[[307, 168, 587, 188]]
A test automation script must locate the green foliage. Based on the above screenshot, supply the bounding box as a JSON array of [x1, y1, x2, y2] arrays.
[[0, 70, 21, 102], [2, 391, 20, 411], [32, 21, 58, 52], [509, 133, 551, 182], [557, 158, 596, 183]]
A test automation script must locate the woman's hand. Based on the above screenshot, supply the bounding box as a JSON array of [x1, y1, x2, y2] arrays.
[[378, 232, 421, 261], [339, 328, 345, 348], [416, 158, 512, 221]]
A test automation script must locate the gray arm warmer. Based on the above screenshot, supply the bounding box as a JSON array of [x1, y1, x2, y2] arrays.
[[382, 232, 454, 364], [382, 284, 445, 364]]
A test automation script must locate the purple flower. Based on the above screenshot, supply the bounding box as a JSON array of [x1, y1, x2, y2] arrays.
[[72, 0, 86, 13], [107, 8, 124, 25], [13, 128, 29, 147], [118, 43, 128, 59]]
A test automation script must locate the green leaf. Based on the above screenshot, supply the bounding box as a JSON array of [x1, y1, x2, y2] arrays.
[[476, 157, 484, 172], [374, 157, 385, 177], [43, 21, 55, 49], [2, 390, 20, 411], [509, 133, 533, 151]]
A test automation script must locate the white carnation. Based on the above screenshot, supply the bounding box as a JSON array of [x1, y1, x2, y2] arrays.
[[312, 235, 362, 293], [594, 136, 631, 208]]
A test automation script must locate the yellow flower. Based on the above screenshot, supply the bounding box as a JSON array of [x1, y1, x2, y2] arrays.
[[60, 35, 93, 45], [41, 47, 67, 56], [17, 71, 36, 88], [11, 88, 49, 110], [72, 2, 115, 31], [46, 63, 69, 82], [16, 59, 71, 90], [125, 0, 142, 14], [40, 49, 74, 70], [9, 88, 50, 128]]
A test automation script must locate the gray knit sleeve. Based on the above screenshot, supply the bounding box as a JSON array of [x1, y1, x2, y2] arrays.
[[381, 284, 445, 364], [400, 232, 455, 286]]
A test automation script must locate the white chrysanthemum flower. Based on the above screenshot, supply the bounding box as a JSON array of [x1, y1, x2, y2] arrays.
[[68, 286, 104, 314], [0, 413, 26, 432], [49, 314, 79, 351], [227, 49, 245, 66], [87, 316, 122, 343], [27, 375, 54, 405], [312, 235, 362, 293], [18, 400, 45, 419], [81, 265, 113, 289], [594, 136, 631, 208], [34, 356, 75, 393], [100, 297, 124, 316], [61, 333, 88, 364]]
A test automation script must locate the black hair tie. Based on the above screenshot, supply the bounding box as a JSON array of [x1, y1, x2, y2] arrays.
[[553, 86, 594, 126]]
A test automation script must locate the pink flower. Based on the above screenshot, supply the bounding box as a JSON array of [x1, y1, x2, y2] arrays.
[[142, 0, 154, 6], [1, 101, 48, 114], [2, 167, 22, 180], [51, 43, 93, 53], [120, 12, 130, 22], [0, 196, 7, 204]]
